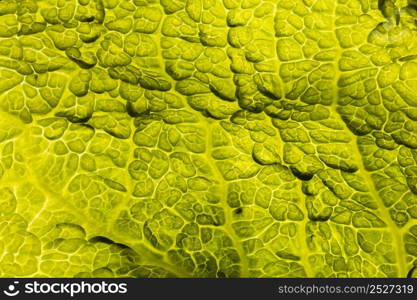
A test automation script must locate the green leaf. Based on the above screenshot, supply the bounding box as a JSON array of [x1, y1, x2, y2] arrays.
[[0, 0, 417, 278]]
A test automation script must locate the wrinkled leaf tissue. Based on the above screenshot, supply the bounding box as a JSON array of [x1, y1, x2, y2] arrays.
[[0, 0, 417, 278]]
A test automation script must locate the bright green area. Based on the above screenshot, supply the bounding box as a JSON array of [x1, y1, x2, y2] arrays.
[[0, 0, 417, 278]]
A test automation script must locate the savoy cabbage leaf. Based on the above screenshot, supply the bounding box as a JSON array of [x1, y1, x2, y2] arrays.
[[0, 0, 417, 278]]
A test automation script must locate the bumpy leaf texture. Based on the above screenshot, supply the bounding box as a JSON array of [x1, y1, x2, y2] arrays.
[[0, 0, 417, 278]]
